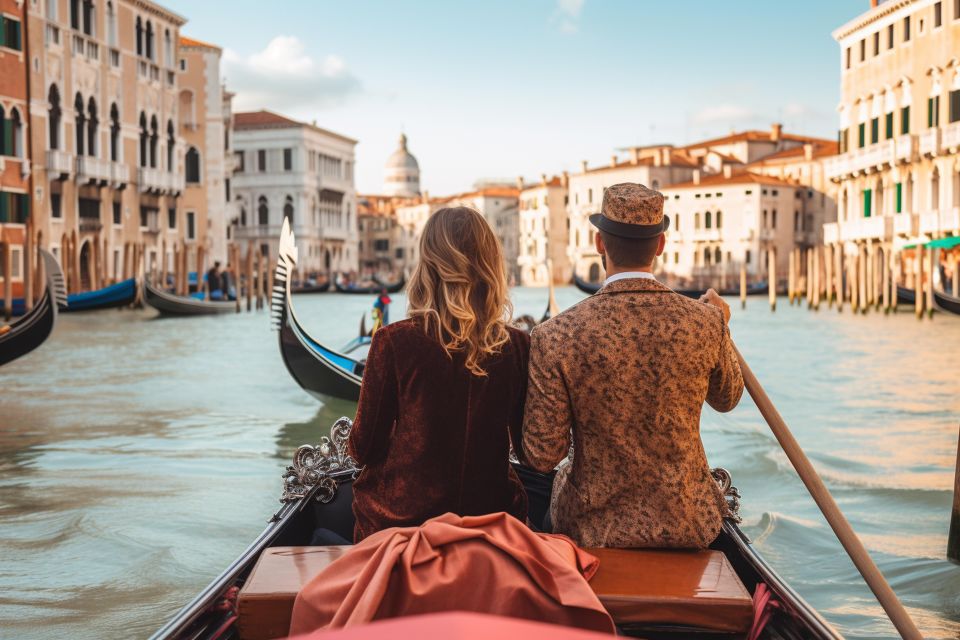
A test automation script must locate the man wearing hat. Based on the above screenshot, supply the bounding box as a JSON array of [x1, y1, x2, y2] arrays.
[[521, 182, 743, 549]]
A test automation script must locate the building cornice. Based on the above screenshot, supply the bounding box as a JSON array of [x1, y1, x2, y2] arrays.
[[125, 0, 187, 27], [832, 0, 932, 42]]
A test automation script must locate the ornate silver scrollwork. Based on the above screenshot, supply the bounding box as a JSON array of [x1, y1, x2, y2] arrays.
[[280, 417, 359, 504], [712, 467, 742, 523]]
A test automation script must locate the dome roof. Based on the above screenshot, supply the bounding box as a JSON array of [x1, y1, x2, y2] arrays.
[[386, 133, 419, 171]]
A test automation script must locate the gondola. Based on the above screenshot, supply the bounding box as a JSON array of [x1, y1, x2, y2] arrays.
[[933, 288, 960, 315], [292, 279, 331, 294], [0, 249, 67, 367], [896, 285, 916, 306], [334, 274, 405, 295], [273, 219, 366, 402], [149, 417, 842, 640], [63, 277, 138, 312], [574, 272, 769, 299], [143, 280, 238, 316]]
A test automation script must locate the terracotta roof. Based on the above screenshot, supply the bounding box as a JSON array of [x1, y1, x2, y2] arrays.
[[233, 110, 357, 144], [179, 35, 220, 51], [682, 130, 833, 150], [664, 171, 798, 191], [451, 187, 520, 199], [583, 151, 698, 175], [747, 140, 839, 165], [521, 176, 564, 191]]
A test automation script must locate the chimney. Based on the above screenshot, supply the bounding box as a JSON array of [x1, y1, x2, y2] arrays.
[[661, 148, 671, 165], [561, 171, 569, 187], [610, 154, 618, 168], [870, 0, 878, 7], [653, 152, 662, 167], [693, 170, 701, 185], [722, 165, 733, 179], [516, 176, 524, 191], [803, 143, 814, 161], [581, 160, 588, 173], [770, 123, 783, 142], [540, 173, 548, 186], [630, 148, 640, 165]]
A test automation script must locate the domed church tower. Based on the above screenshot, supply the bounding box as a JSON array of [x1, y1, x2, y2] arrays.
[[383, 133, 420, 197]]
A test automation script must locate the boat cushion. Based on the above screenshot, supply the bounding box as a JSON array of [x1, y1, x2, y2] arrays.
[[237, 545, 753, 638]]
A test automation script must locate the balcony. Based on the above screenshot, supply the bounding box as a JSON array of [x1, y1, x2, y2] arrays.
[[76, 156, 111, 184], [893, 213, 918, 236], [758, 228, 776, 242], [692, 229, 721, 242], [141, 211, 161, 234], [78, 218, 103, 233], [940, 207, 960, 233], [138, 168, 183, 194], [823, 222, 840, 245], [942, 121, 960, 152], [166, 173, 185, 194], [46, 150, 73, 179], [919, 128, 941, 157], [920, 210, 942, 234], [110, 162, 128, 188], [839, 215, 893, 242], [793, 230, 816, 245], [823, 140, 896, 180], [894, 134, 914, 162]]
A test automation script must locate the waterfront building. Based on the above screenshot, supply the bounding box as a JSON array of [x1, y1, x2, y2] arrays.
[[518, 174, 571, 286], [231, 110, 357, 273], [568, 128, 835, 285], [27, 0, 189, 291], [0, 0, 30, 307], [823, 0, 960, 264], [177, 36, 235, 265], [357, 194, 402, 274], [445, 184, 521, 284]]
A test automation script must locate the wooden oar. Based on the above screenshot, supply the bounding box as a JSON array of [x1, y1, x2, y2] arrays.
[[733, 345, 922, 639]]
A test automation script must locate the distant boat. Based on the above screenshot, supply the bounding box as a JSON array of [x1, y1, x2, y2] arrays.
[[933, 288, 960, 315], [574, 272, 769, 299], [291, 279, 331, 294], [0, 249, 67, 367], [143, 280, 237, 316], [334, 274, 405, 295]]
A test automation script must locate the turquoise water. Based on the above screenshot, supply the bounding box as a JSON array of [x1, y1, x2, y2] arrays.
[[0, 288, 958, 639]]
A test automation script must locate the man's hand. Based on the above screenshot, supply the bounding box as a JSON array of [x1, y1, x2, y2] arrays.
[[699, 288, 731, 324]]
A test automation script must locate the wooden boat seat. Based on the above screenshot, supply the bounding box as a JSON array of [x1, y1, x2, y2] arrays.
[[236, 545, 754, 640]]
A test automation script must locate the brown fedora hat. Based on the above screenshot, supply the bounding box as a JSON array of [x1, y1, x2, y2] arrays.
[[589, 182, 669, 239]]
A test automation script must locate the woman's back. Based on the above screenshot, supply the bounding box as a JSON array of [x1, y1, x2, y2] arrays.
[[348, 318, 530, 541]]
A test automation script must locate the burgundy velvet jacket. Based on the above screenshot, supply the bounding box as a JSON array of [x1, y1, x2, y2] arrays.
[[348, 318, 530, 542]]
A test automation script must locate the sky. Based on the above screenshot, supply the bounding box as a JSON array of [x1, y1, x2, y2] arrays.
[[164, 0, 868, 195]]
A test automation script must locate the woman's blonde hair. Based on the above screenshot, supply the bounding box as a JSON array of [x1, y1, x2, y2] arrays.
[[407, 206, 512, 376]]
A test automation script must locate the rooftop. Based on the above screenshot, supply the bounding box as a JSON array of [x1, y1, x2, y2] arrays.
[[179, 35, 221, 51], [664, 171, 799, 191], [233, 110, 357, 144]]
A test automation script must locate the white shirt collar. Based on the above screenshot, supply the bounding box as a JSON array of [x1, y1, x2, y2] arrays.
[[603, 271, 656, 287]]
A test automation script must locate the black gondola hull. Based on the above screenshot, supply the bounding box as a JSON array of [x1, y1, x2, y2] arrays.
[[278, 321, 362, 402], [144, 281, 237, 316], [933, 288, 960, 315], [0, 289, 57, 367]]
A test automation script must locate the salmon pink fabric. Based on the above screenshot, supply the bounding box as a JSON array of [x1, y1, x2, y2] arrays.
[[288, 512, 615, 636]]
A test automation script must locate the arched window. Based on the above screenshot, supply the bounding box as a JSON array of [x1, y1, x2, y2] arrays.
[[109, 104, 120, 161], [704, 248, 711, 265], [7, 109, 21, 158], [81, 0, 94, 36], [258, 196, 269, 225], [716, 211, 722, 228], [74, 93, 85, 156], [714, 247, 722, 264], [48, 85, 61, 150], [145, 21, 154, 60], [705, 211, 712, 229], [86, 98, 98, 157], [164, 29, 172, 67], [70, 0, 79, 29], [185, 146, 201, 183], [135, 17, 143, 56], [931, 167, 940, 210], [694, 212, 700, 229], [240, 207, 247, 226], [106, 1, 117, 47], [794, 210, 801, 231], [762, 209, 768, 228], [138, 112, 148, 167], [771, 209, 777, 228], [149, 115, 158, 168], [675, 214, 680, 231], [167, 120, 175, 170], [283, 195, 294, 223]]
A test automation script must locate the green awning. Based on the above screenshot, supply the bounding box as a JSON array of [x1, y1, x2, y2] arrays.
[[903, 236, 960, 249]]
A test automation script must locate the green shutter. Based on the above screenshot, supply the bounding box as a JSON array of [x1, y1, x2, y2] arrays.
[[928, 98, 933, 127], [858, 123, 865, 148], [901, 106, 910, 134], [863, 189, 872, 218], [885, 112, 893, 139], [895, 183, 902, 213], [19, 193, 29, 221], [0, 17, 5, 48], [0, 192, 8, 224]]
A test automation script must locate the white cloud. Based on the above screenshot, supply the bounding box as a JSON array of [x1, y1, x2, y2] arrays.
[[223, 36, 361, 114], [552, 0, 585, 34], [692, 104, 756, 124]]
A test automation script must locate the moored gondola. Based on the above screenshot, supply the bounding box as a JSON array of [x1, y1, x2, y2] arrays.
[[149, 417, 843, 640], [933, 288, 960, 315], [896, 285, 916, 306], [143, 280, 238, 316], [334, 274, 405, 295], [292, 280, 331, 294], [0, 249, 67, 367], [63, 277, 138, 312], [575, 272, 769, 299]]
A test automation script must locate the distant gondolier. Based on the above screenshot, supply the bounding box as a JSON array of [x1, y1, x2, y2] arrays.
[[206, 262, 223, 300], [372, 288, 391, 330]]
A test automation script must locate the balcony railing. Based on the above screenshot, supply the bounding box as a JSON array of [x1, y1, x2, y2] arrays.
[[920, 210, 942, 234], [138, 168, 184, 194], [839, 215, 893, 241], [76, 156, 111, 184], [46, 150, 73, 179], [893, 213, 918, 237], [793, 230, 815, 245], [110, 162, 128, 188], [79, 218, 103, 233], [758, 228, 776, 242], [692, 229, 721, 242], [823, 222, 839, 245], [919, 129, 941, 157], [894, 134, 914, 162], [940, 207, 960, 233], [824, 138, 910, 180], [942, 121, 960, 151]]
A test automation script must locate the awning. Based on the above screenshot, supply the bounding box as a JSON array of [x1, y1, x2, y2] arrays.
[[903, 236, 960, 250]]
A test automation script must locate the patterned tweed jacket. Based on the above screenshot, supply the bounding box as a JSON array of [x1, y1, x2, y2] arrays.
[[521, 277, 744, 549]]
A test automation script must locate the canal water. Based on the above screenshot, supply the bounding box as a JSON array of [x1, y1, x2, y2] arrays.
[[1, 288, 959, 639]]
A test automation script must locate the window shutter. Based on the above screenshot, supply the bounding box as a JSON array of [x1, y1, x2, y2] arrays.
[[895, 183, 902, 214], [0, 192, 8, 224], [0, 17, 6, 48]]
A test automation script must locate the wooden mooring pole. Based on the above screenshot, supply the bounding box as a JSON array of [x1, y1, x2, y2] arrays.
[[768, 249, 776, 312], [949, 426, 960, 564], [740, 264, 746, 310], [835, 244, 844, 313], [927, 247, 936, 320], [881, 246, 890, 313], [825, 244, 833, 308], [788, 250, 795, 305], [915, 245, 924, 319]]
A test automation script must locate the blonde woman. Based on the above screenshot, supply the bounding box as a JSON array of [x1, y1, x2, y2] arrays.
[[348, 207, 529, 541]]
